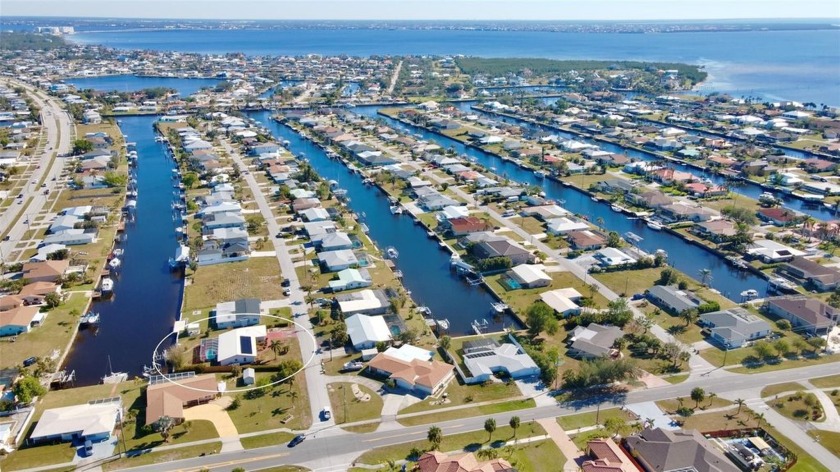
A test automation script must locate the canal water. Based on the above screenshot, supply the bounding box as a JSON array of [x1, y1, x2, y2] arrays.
[[247, 111, 514, 335], [356, 106, 772, 300], [62, 115, 183, 385], [65, 75, 221, 97]]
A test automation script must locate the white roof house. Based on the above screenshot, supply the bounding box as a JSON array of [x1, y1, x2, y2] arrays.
[[318, 249, 359, 272], [328, 268, 372, 292], [337, 289, 388, 315], [594, 247, 637, 267], [29, 398, 122, 444], [508, 264, 552, 288], [546, 217, 590, 235], [439, 205, 470, 220], [540, 289, 581, 316], [345, 313, 391, 349], [747, 239, 806, 263], [301, 207, 330, 222], [381, 344, 434, 363], [31, 243, 67, 262], [217, 325, 267, 366], [463, 342, 540, 380]]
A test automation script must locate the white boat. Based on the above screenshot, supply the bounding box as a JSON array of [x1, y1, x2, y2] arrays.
[[436, 319, 450, 331], [740, 289, 759, 300], [624, 232, 643, 242], [113, 248, 124, 256], [769, 277, 797, 293], [610, 204, 623, 213], [108, 258, 121, 270], [80, 311, 100, 326], [100, 277, 114, 294], [646, 220, 663, 231], [534, 170, 546, 178], [102, 356, 127, 384], [591, 196, 600, 202], [386, 247, 399, 259], [491, 302, 509, 314], [390, 205, 403, 215]]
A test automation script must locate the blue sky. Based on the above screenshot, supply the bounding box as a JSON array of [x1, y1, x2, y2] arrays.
[[4, 0, 840, 20]]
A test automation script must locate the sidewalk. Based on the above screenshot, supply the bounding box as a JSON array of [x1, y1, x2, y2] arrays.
[[537, 418, 582, 472], [801, 380, 840, 432]]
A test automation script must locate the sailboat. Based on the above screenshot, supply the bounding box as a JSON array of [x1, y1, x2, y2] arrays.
[[101, 355, 128, 384]]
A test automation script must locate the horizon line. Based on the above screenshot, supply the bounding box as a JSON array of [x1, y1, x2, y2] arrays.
[[4, 15, 840, 22]]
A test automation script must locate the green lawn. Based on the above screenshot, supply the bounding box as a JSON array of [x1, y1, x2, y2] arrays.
[[398, 399, 537, 427], [226, 372, 312, 433], [727, 353, 839, 374], [556, 407, 636, 431], [486, 271, 609, 317], [502, 440, 566, 472], [183, 257, 284, 313], [355, 422, 547, 465], [664, 374, 689, 384], [761, 382, 806, 398], [240, 431, 296, 450], [656, 396, 732, 414], [811, 375, 840, 389], [0, 442, 77, 471], [770, 392, 825, 422], [807, 430, 840, 460], [102, 442, 223, 471], [398, 379, 523, 415], [328, 382, 383, 425]]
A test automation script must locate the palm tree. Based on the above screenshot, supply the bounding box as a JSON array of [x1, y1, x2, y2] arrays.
[[644, 417, 655, 429], [735, 398, 746, 415], [707, 392, 717, 408], [288, 390, 298, 409], [754, 412, 765, 428], [596, 216, 605, 231], [509, 416, 520, 439], [698, 268, 712, 287], [484, 418, 497, 442], [270, 340, 283, 359], [427, 426, 442, 450]]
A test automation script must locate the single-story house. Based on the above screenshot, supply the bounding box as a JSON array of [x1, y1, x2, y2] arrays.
[[17, 282, 61, 305], [692, 220, 737, 243], [216, 325, 267, 366], [647, 285, 701, 314], [29, 398, 122, 445], [624, 428, 739, 472], [764, 297, 836, 335], [367, 349, 454, 396], [462, 338, 540, 380], [540, 290, 581, 317], [0, 306, 43, 337], [567, 323, 624, 359], [567, 230, 607, 250], [22, 260, 70, 283], [315, 232, 354, 252], [42, 229, 96, 246], [582, 438, 637, 472], [594, 247, 637, 267], [782, 257, 840, 292], [747, 239, 805, 263], [145, 374, 218, 425], [345, 313, 391, 350], [440, 216, 493, 237], [417, 451, 514, 472], [472, 239, 535, 266], [328, 268, 372, 292], [546, 217, 590, 235], [336, 289, 390, 316], [699, 308, 772, 349], [318, 249, 359, 272], [507, 264, 552, 288], [214, 298, 262, 329], [757, 207, 798, 226]]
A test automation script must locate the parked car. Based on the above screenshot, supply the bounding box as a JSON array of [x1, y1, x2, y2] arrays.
[[23, 356, 37, 367], [83, 439, 93, 457], [322, 406, 332, 420], [281, 278, 291, 287]]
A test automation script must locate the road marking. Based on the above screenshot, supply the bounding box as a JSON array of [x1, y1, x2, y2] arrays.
[[175, 452, 290, 472], [363, 424, 464, 442]]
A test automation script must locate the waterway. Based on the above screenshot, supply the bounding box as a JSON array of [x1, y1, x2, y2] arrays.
[[66, 75, 222, 97], [62, 115, 183, 385], [247, 110, 513, 335], [354, 106, 772, 300]]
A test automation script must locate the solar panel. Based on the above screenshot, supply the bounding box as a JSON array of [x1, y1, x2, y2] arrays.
[[240, 336, 253, 354]]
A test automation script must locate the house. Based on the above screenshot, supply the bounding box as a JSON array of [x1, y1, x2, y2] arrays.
[[746, 239, 805, 263], [417, 451, 515, 472], [472, 239, 535, 266], [624, 428, 740, 472], [659, 202, 718, 223], [145, 374, 218, 425], [202, 212, 246, 231], [757, 207, 798, 226], [546, 217, 590, 235], [462, 337, 540, 380], [337, 289, 390, 316], [49, 215, 81, 234], [328, 268, 372, 292], [18, 282, 61, 305], [567, 324, 624, 359], [214, 298, 262, 329], [28, 398, 122, 445], [367, 349, 454, 396], [318, 249, 359, 272], [627, 190, 672, 209], [196, 240, 250, 266], [647, 285, 701, 314], [692, 220, 737, 243], [507, 264, 552, 288], [594, 247, 637, 267], [0, 295, 23, 312], [300, 207, 330, 222], [440, 216, 493, 237], [0, 306, 43, 337], [540, 290, 581, 316], [764, 296, 836, 335], [582, 437, 639, 472], [22, 260, 69, 283], [345, 313, 391, 349], [781, 257, 840, 292], [31, 244, 68, 262], [216, 325, 267, 366], [315, 232, 354, 252], [699, 308, 772, 349], [42, 229, 97, 246], [567, 230, 607, 250]]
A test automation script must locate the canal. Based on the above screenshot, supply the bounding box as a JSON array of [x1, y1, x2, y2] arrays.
[[247, 110, 515, 335], [62, 115, 184, 385], [355, 106, 772, 300], [453, 103, 835, 220]]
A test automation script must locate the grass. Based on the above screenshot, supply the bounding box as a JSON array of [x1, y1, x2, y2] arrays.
[[226, 372, 312, 433], [593, 267, 662, 298], [808, 430, 840, 459], [102, 442, 223, 471], [770, 392, 825, 422], [254, 467, 310, 472], [356, 422, 546, 466], [327, 382, 384, 425], [656, 396, 732, 414], [240, 431, 296, 450], [485, 271, 609, 316], [556, 407, 636, 431], [728, 353, 840, 374], [761, 382, 806, 398], [183, 257, 284, 313], [664, 374, 689, 384], [811, 375, 840, 389], [398, 399, 537, 427], [0, 442, 77, 470], [398, 379, 523, 415], [0, 291, 90, 370]]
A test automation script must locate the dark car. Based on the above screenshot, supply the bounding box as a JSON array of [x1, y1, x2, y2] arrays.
[[23, 356, 37, 367], [288, 434, 305, 447], [281, 278, 291, 287]]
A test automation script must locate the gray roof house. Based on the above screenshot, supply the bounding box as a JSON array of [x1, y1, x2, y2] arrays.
[[318, 249, 359, 272], [764, 296, 837, 335], [699, 308, 772, 349], [567, 323, 624, 359], [647, 285, 701, 315], [782, 256, 840, 292], [624, 428, 740, 472], [214, 298, 262, 329], [316, 232, 354, 252], [472, 239, 535, 266]]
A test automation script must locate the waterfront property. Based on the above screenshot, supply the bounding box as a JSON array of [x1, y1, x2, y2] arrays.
[[698, 308, 772, 349], [145, 374, 218, 426], [346, 313, 392, 350], [367, 346, 455, 397], [781, 256, 840, 292], [213, 298, 262, 329], [461, 337, 540, 381], [763, 296, 837, 335], [567, 323, 624, 359], [646, 284, 701, 315], [0, 306, 44, 337]]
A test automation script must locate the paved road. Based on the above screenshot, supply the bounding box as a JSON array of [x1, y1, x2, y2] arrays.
[[117, 358, 840, 472], [0, 80, 73, 262], [223, 140, 335, 432]]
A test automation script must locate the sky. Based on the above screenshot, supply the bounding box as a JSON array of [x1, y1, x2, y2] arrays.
[[3, 0, 840, 21]]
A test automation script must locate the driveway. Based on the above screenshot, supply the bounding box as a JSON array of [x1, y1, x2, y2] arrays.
[[182, 397, 239, 438], [626, 401, 678, 430]]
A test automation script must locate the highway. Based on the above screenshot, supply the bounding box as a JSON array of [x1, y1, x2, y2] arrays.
[[0, 80, 74, 263], [120, 360, 840, 472]]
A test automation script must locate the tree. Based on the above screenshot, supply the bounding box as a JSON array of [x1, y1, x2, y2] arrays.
[[509, 416, 521, 438], [607, 231, 623, 248], [603, 416, 625, 437], [680, 308, 699, 327], [427, 425, 442, 449], [72, 139, 93, 155], [656, 268, 679, 286], [735, 398, 746, 414], [698, 268, 712, 287], [807, 336, 827, 353], [439, 335, 451, 351], [753, 341, 776, 360], [182, 172, 199, 189], [525, 302, 558, 337], [12, 376, 46, 404], [154, 415, 175, 441], [43, 292, 62, 309], [484, 418, 497, 441], [773, 339, 791, 358], [690, 387, 706, 408], [270, 340, 283, 359], [662, 342, 685, 368]]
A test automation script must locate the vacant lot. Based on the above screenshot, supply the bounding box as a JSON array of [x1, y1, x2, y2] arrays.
[[183, 257, 283, 312]]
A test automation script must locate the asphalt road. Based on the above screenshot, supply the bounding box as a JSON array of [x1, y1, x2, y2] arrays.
[[120, 360, 840, 472], [0, 80, 73, 262]]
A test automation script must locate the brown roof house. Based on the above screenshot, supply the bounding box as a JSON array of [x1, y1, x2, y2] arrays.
[[567, 230, 608, 250], [0, 295, 24, 312], [763, 296, 837, 335], [624, 428, 739, 472], [582, 437, 640, 472], [757, 207, 797, 226], [145, 374, 219, 426], [471, 238, 535, 266], [692, 220, 737, 243], [441, 216, 493, 237], [367, 348, 454, 397], [18, 282, 61, 305], [0, 306, 43, 337], [22, 260, 70, 284], [417, 451, 516, 472], [782, 257, 840, 292]]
